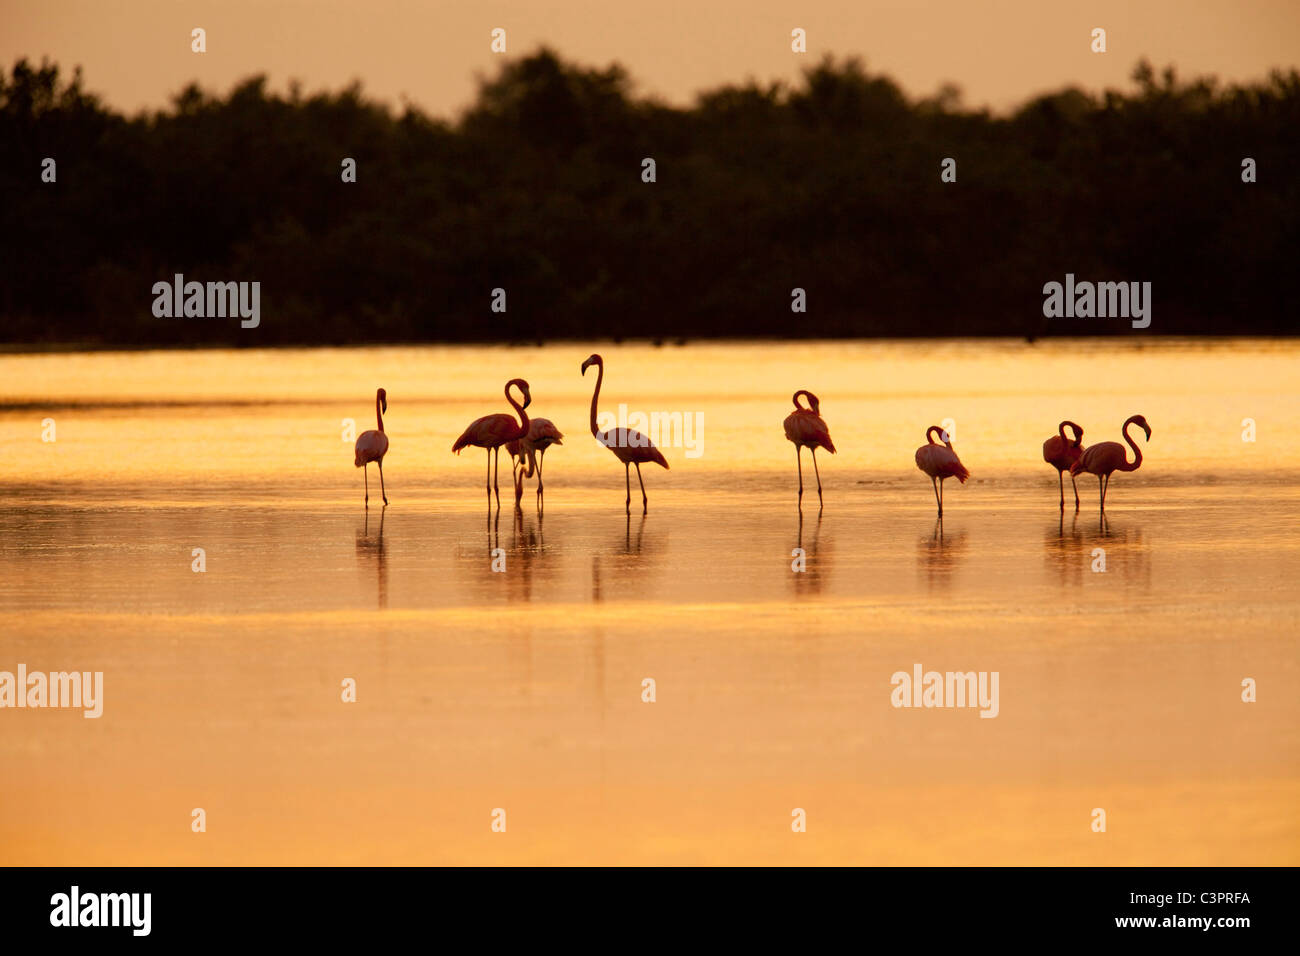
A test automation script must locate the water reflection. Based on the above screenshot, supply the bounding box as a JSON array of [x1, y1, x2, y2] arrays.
[[1044, 511, 1085, 587], [790, 510, 827, 595], [355, 505, 388, 609], [917, 516, 968, 588]]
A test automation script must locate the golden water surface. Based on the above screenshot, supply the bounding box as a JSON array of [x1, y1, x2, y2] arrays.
[[1, 338, 1297, 864]]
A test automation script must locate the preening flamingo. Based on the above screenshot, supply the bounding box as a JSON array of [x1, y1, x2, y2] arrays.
[[508, 417, 564, 507], [1070, 414, 1151, 512], [783, 390, 836, 506], [914, 425, 970, 516], [452, 378, 532, 508], [1042, 420, 1084, 511], [580, 353, 668, 514], [354, 387, 389, 508]]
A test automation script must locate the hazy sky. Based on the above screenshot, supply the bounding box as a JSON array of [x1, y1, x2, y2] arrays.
[[4, 0, 1299, 117]]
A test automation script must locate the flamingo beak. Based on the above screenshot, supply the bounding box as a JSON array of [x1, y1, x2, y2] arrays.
[[1143, 424, 1152, 440], [381, 397, 387, 413], [581, 359, 591, 375]]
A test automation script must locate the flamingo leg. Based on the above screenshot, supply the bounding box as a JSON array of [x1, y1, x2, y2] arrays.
[[1071, 471, 1080, 511], [485, 449, 492, 505], [493, 446, 501, 509], [635, 462, 648, 514], [378, 460, 388, 506], [513, 456, 523, 509], [625, 462, 632, 514], [1058, 470, 1065, 511], [931, 476, 940, 515], [1103, 473, 1110, 511], [939, 477, 946, 516], [796, 445, 804, 501], [363, 464, 369, 508], [1098, 475, 1105, 512], [811, 447, 823, 507], [536, 449, 544, 504]]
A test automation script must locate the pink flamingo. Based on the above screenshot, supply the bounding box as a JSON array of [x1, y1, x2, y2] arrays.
[[508, 418, 565, 507], [581, 354, 668, 514], [915, 425, 970, 516], [452, 378, 532, 508], [354, 387, 389, 508], [1070, 414, 1151, 512], [1042, 420, 1084, 511], [783, 390, 836, 506]]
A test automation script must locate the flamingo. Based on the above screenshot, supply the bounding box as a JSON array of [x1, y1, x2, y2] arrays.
[[1042, 420, 1084, 511], [508, 418, 564, 507], [452, 378, 531, 508], [783, 390, 836, 506], [354, 388, 390, 508], [580, 353, 668, 514], [1070, 414, 1151, 512], [914, 425, 970, 516]]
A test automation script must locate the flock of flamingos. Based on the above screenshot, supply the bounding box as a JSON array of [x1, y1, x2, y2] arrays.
[[352, 352, 1153, 515]]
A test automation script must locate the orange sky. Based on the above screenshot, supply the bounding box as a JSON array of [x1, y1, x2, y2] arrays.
[[3, 0, 1298, 117]]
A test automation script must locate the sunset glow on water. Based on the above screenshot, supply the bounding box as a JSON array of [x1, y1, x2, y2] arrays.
[[1, 339, 1297, 864]]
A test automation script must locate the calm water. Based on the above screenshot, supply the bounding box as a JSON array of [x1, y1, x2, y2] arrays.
[[1, 339, 1298, 864]]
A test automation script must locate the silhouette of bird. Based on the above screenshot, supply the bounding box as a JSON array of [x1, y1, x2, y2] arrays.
[[508, 417, 564, 507], [354, 387, 389, 508], [1070, 414, 1151, 512], [452, 378, 531, 509], [783, 389, 835, 507], [1042, 420, 1084, 511], [915, 424, 970, 516], [580, 353, 668, 514]]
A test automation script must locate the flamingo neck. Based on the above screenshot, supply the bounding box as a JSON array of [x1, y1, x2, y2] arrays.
[[507, 385, 529, 441], [925, 425, 943, 445], [376, 394, 385, 432], [588, 362, 603, 438], [793, 390, 811, 412], [1122, 420, 1143, 471]]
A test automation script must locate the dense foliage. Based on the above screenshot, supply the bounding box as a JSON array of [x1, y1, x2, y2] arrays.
[[1, 51, 1296, 345]]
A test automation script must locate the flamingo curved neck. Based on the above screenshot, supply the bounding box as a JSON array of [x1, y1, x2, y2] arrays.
[[793, 390, 812, 412], [588, 362, 604, 438], [376, 394, 385, 432], [1121, 420, 1143, 471], [507, 385, 529, 440]]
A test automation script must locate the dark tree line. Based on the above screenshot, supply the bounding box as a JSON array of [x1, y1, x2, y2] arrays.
[[1, 50, 1297, 346]]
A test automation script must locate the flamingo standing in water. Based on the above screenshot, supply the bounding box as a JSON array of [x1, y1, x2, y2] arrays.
[[1070, 414, 1151, 512], [914, 425, 970, 516], [354, 387, 390, 508], [1042, 420, 1084, 511], [508, 418, 564, 507], [580, 354, 668, 514], [452, 378, 532, 508], [783, 390, 835, 507]]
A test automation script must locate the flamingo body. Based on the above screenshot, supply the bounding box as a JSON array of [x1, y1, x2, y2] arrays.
[[915, 443, 970, 482], [581, 354, 668, 514], [454, 413, 526, 452], [354, 430, 388, 467], [508, 417, 565, 507], [783, 390, 834, 506], [451, 378, 532, 509], [1042, 420, 1084, 510], [915, 425, 969, 516], [353, 387, 389, 507], [596, 427, 669, 468], [1070, 414, 1151, 512]]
